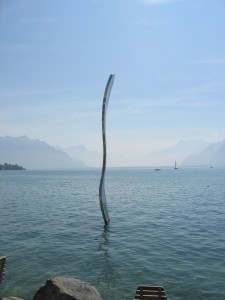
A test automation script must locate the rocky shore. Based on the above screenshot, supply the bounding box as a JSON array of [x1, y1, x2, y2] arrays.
[[1, 277, 103, 300]]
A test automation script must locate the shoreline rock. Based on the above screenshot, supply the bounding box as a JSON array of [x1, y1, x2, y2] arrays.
[[32, 277, 103, 300], [0, 298, 24, 300]]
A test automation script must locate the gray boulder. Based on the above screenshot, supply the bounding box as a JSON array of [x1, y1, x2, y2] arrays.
[[32, 277, 103, 300], [0, 298, 24, 300]]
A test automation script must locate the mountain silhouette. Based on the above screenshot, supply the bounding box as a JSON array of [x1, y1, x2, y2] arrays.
[[182, 139, 225, 167], [61, 145, 102, 167], [0, 136, 86, 170]]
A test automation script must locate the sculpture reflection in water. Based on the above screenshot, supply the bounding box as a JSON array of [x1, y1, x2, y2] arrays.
[[96, 227, 121, 299], [99, 74, 115, 225]]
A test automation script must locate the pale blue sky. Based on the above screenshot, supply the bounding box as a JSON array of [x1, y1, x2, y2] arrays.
[[0, 0, 225, 166]]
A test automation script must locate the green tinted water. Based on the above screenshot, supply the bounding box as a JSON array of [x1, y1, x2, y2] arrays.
[[0, 168, 224, 299]]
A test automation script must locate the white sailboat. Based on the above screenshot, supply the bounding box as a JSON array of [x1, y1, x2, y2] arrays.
[[174, 160, 178, 169]]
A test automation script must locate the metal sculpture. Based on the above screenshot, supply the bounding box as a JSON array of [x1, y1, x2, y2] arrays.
[[99, 74, 115, 225], [0, 256, 6, 283]]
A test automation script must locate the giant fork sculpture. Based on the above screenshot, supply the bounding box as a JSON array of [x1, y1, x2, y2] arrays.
[[0, 256, 6, 283], [99, 74, 115, 225]]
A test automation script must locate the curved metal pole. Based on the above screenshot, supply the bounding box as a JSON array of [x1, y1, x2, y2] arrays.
[[99, 74, 115, 225]]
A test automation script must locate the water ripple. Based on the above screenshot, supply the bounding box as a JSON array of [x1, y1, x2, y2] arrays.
[[0, 168, 225, 300]]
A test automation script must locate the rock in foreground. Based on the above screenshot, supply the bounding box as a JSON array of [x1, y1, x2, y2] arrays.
[[1, 298, 24, 300], [32, 277, 103, 300]]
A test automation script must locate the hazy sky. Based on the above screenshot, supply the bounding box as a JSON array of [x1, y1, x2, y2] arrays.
[[0, 0, 225, 165]]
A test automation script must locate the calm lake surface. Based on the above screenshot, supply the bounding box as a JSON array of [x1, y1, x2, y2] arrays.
[[0, 168, 225, 300]]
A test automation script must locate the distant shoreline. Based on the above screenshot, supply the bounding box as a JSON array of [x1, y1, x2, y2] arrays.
[[0, 163, 26, 171]]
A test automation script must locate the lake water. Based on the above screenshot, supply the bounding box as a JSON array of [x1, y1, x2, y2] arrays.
[[0, 168, 224, 300]]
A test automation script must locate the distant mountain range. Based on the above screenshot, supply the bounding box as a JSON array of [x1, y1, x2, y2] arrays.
[[0, 136, 86, 170], [60, 145, 102, 167], [181, 139, 225, 167], [143, 139, 225, 167], [0, 136, 224, 169], [144, 140, 209, 166]]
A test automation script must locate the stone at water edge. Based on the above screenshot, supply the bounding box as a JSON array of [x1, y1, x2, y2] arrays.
[[32, 277, 103, 300], [0, 297, 23, 300]]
